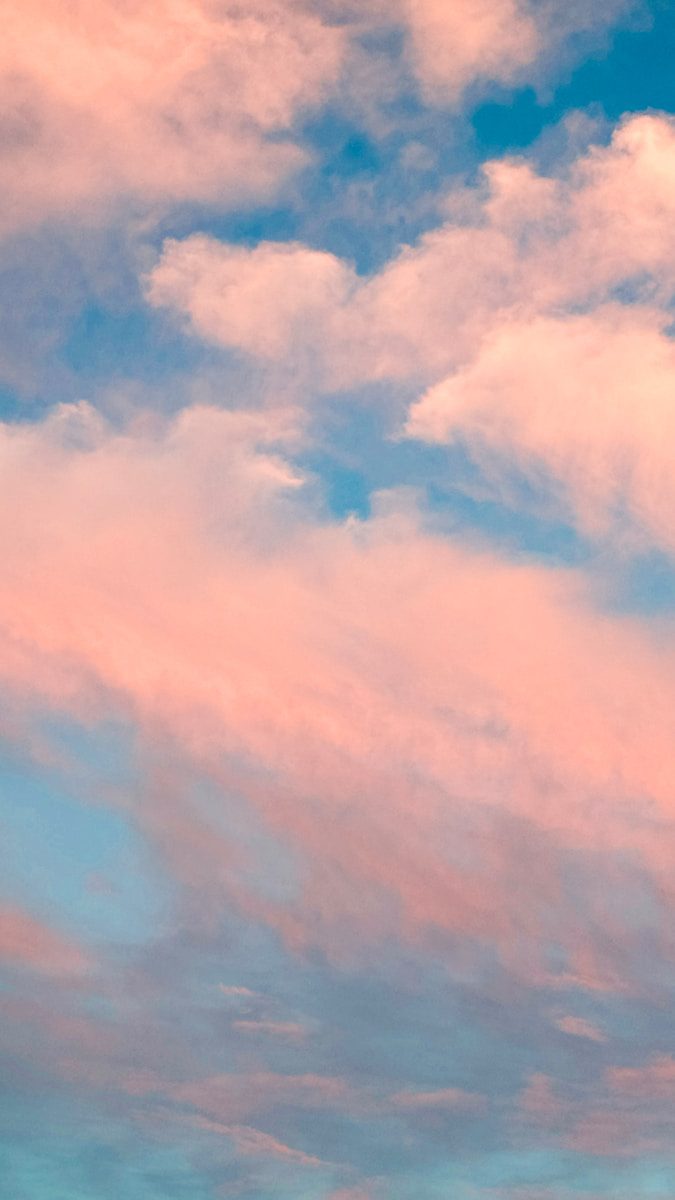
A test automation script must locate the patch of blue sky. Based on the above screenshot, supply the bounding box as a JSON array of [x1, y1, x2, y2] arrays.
[[473, 0, 675, 159], [0, 1128, 213, 1200], [0, 719, 167, 949], [424, 477, 590, 567], [302, 393, 591, 565], [0, 382, 26, 422], [594, 548, 675, 614], [420, 1148, 675, 1199], [61, 302, 196, 384], [161, 87, 471, 277]]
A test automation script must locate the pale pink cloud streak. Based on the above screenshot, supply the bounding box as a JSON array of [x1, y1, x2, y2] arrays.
[[553, 1015, 607, 1043], [609, 1055, 675, 1098], [185, 1114, 325, 1167], [0, 906, 89, 975], [391, 1087, 484, 1111], [231, 1020, 308, 1039], [1, 405, 675, 979]]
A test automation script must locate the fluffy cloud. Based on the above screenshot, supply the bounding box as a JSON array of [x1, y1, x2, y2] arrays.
[[401, 0, 540, 101], [147, 237, 357, 362], [147, 115, 675, 382], [147, 114, 675, 554], [0, 0, 345, 231], [406, 307, 675, 549], [399, 0, 634, 103], [0, 0, 642, 235]]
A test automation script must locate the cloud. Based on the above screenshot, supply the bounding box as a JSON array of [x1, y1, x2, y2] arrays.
[[391, 1086, 484, 1111], [147, 115, 675, 391], [169, 1071, 357, 1123], [0, 0, 345, 232], [0, 906, 90, 975], [399, 0, 633, 104], [0, 0, 643, 237], [401, 0, 540, 103], [144, 113, 675, 557], [406, 307, 675, 550], [609, 1055, 675, 1098], [553, 1015, 607, 1043], [231, 1020, 309, 1039], [186, 1115, 326, 1166], [147, 237, 357, 363], [1, 402, 675, 986]]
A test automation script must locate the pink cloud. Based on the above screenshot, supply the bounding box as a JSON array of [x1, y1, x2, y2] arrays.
[[399, 0, 632, 104], [406, 307, 675, 549], [231, 1020, 308, 1039], [0, 0, 645, 236], [509, 1057, 675, 1159], [402, 0, 539, 102], [143, 112, 675, 563], [147, 115, 675, 400], [391, 1087, 484, 1111], [186, 1115, 326, 1167], [608, 1055, 675, 1098], [1, 404, 675, 980], [0, 0, 345, 232], [553, 1015, 607, 1043], [170, 1071, 356, 1124], [147, 237, 357, 362], [518, 1074, 565, 1123], [0, 906, 89, 975]]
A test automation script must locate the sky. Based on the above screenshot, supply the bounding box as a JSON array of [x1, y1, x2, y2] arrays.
[[3, 2, 675, 1197]]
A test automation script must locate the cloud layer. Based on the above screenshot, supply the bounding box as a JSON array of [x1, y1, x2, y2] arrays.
[[2, 3, 675, 1199]]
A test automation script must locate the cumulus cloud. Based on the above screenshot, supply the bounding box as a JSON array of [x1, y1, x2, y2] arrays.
[[401, 0, 540, 102], [0, 0, 636, 234], [399, 0, 635, 103], [147, 237, 357, 363], [0, 0, 346, 232], [406, 307, 675, 550], [147, 115, 675, 383], [145, 114, 675, 556]]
